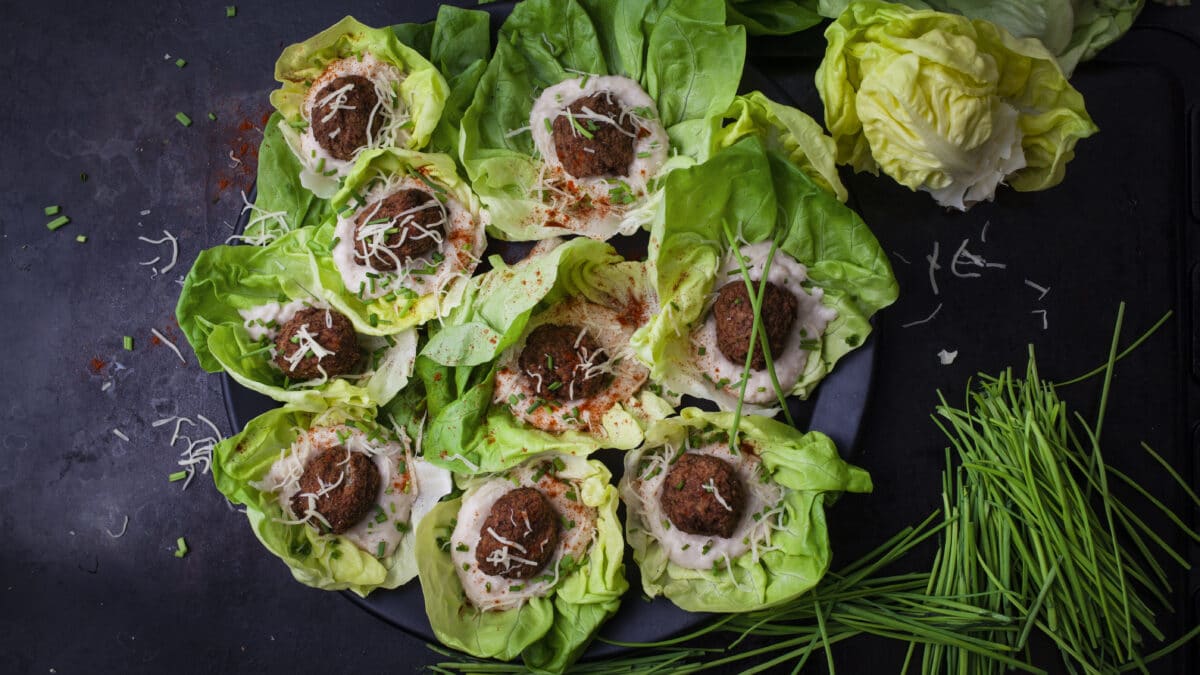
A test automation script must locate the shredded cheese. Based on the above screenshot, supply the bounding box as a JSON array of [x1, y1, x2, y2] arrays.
[[925, 241, 942, 296], [138, 230, 179, 275], [105, 515, 130, 538], [150, 328, 186, 364], [1024, 279, 1050, 300], [112, 428, 129, 441], [902, 303, 943, 328]]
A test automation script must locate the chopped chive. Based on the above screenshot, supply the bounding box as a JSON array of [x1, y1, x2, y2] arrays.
[[174, 58, 187, 68], [46, 216, 71, 231], [368, 313, 379, 327], [543, 117, 553, 133], [80, 172, 88, 182], [637, 151, 652, 158], [569, 115, 594, 139], [75, 234, 87, 243], [207, 112, 217, 121], [376, 541, 386, 558], [123, 335, 134, 351], [225, 5, 236, 17], [44, 205, 60, 216], [174, 537, 189, 558], [175, 112, 192, 127], [168, 470, 188, 482]]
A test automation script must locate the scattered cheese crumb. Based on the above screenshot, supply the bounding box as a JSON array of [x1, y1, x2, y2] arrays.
[[902, 303, 943, 328], [937, 349, 958, 365]]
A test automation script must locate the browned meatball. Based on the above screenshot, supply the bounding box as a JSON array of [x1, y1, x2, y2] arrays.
[[273, 307, 361, 380], [476, 487, 560, 579], [289, 445, 381, 534], [353, 188, 445, 270], [712, 281, 797, 371], [518, 324, 608, 401], [311, 75, 380, 161], [659, 453, 745, 538], [551, 93, 636, 179]]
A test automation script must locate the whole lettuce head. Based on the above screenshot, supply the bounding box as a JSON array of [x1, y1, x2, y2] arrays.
[[418, 237, 674, 475], [175, 227, 417, 412], [632, 136, 897, 410], [212, 405, 452, 597], [621, 408, 872, 612], [817, 0, 1144, 77], [816, 0, 1098, 210], [459, 0, 745, 241], [416, 453, 627, 673], [270, 16, 450, 199]]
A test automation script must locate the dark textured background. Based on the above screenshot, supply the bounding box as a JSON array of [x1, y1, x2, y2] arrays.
[[3, 2, 1199, 673]]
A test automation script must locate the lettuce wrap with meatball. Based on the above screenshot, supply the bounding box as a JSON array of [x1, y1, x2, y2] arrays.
[[620, 407, 872, 612], [418, 237, 674, 475], [212, 404, 452, 596], [458, 0, 745, 241], [416, 452, 627, 673], [631, 136, 897, 412]]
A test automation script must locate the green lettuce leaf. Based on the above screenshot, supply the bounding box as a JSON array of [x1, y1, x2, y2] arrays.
[[416, 453, 627, 672], [817, 0, 1143, 76], [308, 147, 486, 334], [459, 0, 745, 240], [816, 0, 1098, 210], [242, 112, 335, 246], [419, 237, 672, 474], [392, 6, 493, 159], [726, 0, 824, 35], [632, 136, 897, 409], [175, 227, 417, 411], [621, 408, 872, 612], [708, 91, 847, 201], [270, 16, 450, 198], [212, 405, 449, 596]]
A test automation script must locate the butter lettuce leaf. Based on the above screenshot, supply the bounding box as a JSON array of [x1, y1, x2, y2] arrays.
[[419, 238, 672, 474], [621, 408, 872, 612], [632, 137, 896, 409], [212, 406, 448, 596], [416, 454, 627, 672], [270, 16, 450, 198], [459, 0, 745, 240], [816, 0, 1098, 210], [175, 226, 417, 412], [309, 147, 485, 334], [726, 0, 824, 35]]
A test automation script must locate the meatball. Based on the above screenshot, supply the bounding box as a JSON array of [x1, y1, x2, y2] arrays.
[[712, 280, 798, 371], [659, 453, 745, 538], [311, 75, 380, 161], [273, 307, 361, 380], [518, 324, 608, 402], [551, 93, 636, 179], [353, 188, 445, 270], [476, 487, 560, 579], [290, 445, 381, 534]]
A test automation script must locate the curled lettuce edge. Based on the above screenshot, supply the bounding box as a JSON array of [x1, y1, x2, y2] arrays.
[[457, 0, 745, 241], [418, 237, 673, 475], [211, 405, 450, 597], [632, 136, 898, 410], [621, 407, 873, 612], [269, 15, 451, 198], [311, 147, 487, 334], [816, 0, 1098, 209], [416, 453, 627, 673], [175, 226, 418, 412]]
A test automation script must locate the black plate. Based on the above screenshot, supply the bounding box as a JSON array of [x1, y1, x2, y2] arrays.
[[221, 61, 879, 656]]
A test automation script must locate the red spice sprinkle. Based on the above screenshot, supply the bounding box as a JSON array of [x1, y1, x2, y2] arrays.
[[88, 357, 106, 374], [150, 334, 162, 346]]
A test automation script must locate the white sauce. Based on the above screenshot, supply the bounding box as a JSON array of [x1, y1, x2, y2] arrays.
[[622, 441, 783, 570], [238, 300, 308, 341], [256, 425, 449, 558], [492, 297, 648, 434], [526, 75, 668, 240], [691, 243, 837, 405], [450, 460, 597, 611], [332, 176, 482, 302]]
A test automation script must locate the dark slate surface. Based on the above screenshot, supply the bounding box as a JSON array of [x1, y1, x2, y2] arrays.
[[2, 2, 1199, 674]]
